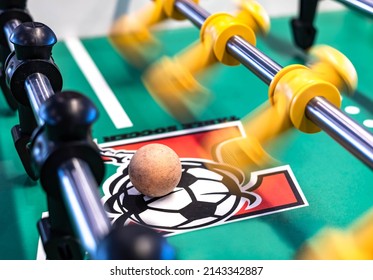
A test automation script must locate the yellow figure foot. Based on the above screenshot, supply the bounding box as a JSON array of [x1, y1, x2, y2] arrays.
[[109, 0, 201, 69], [109, 1, 167, 69], [212, 134, 278, 180], [109, 14, 161, 69], [296, 208, 373, 260], [142, 56, 213, 122]]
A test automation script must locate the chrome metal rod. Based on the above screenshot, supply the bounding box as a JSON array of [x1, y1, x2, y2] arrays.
[[335, 0, 373, 18], [227, 36, 282, 85], [3, 19, 22, 52], [25, 72, 111, 258], [306, 97, 373, 168], [58, 158, 111, 259], [173, 0, 373, 168], [174, 0, 209, 28], [25, 73, 55, 126], [174, 0, 282, 84]]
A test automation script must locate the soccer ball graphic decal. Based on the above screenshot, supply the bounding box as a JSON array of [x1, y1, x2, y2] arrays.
[[101, 149, 262, 235]]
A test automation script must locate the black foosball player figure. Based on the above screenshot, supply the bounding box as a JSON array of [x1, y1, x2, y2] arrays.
[[4, 21, 175, 260], [291, 0, 373, 50], [0, 0, 32, 110], [291, 0, 319, 50], [5, 20, 62, 180]]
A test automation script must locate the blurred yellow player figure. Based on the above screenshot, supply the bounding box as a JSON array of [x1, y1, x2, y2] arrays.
[[210, 45, 358, 178], [296, 208, 373, 259], [234, 0, 270, 35], [308, 45, 358, 96], [109, 0, 200, 69], [143, 39, 216, 121], [209, 87, 289, 181], [109, 1, 166, 69], [143, 0, 270, 122]]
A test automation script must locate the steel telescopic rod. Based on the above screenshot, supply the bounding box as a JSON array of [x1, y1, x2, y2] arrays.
[[25, 73, 54, 125], [174, 0, 209, 28], [306, 97, 373, 167], [174, 0, 373, 168], [58, 158, 111, 258], [226, 36, 282, 85], [24, 72, 111, 258], [3, 18, 22, 52], [335, 0, 373, 18]]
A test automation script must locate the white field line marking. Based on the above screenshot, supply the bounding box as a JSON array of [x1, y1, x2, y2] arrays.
[[65, 37, 133, 129]]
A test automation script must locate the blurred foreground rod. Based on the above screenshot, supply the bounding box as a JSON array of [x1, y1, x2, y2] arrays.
[[31, 77, 111, 258], [173, 0, 373, 169], [24, 56, 111, 259], [3, 17, 112, 257], [8, 20, 174, 260]]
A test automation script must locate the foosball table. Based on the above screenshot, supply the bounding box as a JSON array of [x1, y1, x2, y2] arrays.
[[0, 0, 372, 260]]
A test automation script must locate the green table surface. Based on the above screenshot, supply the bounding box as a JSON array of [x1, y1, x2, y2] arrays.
[[0, 9, 372, 260]]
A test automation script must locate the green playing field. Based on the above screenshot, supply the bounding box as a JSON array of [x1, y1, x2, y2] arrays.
[[0, 9, 372, 260]]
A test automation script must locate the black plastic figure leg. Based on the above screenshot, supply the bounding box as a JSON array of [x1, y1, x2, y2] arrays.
[[291, 0, 319, 50], [37, 196, 85, 260]]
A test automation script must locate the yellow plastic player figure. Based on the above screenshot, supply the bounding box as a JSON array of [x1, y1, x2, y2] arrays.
[[142, 0, 270, 122], [208, 94, 288, 181], [234, 0, 270, 35], [109, 0, 199, 69], [308, 45, 357, 96], [109, 1, 166, 69], [210, 45, 357, 179], [296, 208, 373, 259]]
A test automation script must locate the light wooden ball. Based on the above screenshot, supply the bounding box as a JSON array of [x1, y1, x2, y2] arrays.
[[129, 143, 182, 197]]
